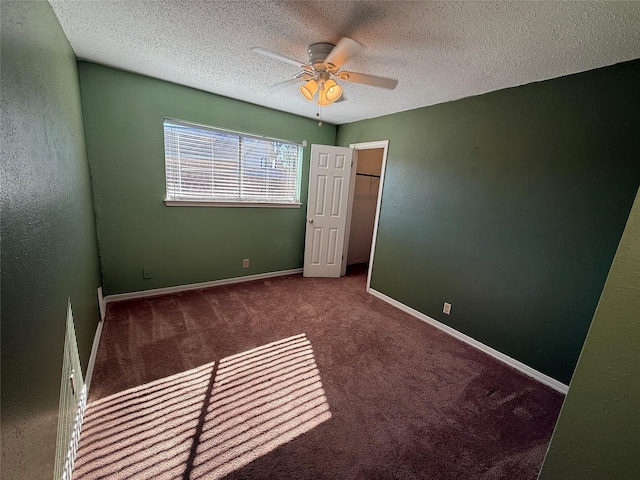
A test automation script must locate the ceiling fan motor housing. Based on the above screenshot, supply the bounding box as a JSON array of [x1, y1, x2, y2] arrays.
[[307, 42, 336, 69]]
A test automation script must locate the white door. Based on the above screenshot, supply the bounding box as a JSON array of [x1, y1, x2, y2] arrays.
[[303, 145, 354, 277]]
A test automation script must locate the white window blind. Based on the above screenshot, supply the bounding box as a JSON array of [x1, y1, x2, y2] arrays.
[[164, 119, 302, 205]]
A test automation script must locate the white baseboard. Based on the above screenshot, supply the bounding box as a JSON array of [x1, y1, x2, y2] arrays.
[[368, 288, 569, 394], [84, 317, 103, 396], [97, 286, 106, 321], [104, 268, 304, 303]]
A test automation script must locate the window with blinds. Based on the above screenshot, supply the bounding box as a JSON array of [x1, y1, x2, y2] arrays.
[[164, 119, 303, 206]]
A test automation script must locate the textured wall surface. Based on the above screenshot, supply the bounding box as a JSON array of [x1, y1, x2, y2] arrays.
[[78, 63, 336, 295], [538, 188, 640, 479], [0, 1, 101, 478], [337, 60, 640, 384]]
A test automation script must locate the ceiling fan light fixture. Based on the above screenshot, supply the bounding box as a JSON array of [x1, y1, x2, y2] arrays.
[[324, 79, 342, 101], [317, 88, 333, 106], [300, 79, 318, 101]]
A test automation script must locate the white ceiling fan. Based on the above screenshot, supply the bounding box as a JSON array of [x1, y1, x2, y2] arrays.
[[251, 37, 398, 107]]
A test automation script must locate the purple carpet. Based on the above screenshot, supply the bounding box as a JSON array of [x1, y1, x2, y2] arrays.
[[74, 266, 563, 479]]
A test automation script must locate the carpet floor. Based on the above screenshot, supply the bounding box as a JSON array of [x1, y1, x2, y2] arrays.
[[74, 266, 563, 479]]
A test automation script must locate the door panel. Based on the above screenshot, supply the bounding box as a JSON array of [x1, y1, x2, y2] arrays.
[[304, 145, 354, 277]]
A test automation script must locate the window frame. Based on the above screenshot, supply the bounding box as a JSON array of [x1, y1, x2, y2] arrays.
[[163, 118, 304, 208]]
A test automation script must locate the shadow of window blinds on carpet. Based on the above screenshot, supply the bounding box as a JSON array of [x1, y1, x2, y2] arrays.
[[73, 334, 331, 479]]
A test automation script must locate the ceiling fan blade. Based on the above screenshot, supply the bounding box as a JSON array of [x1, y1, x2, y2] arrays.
[[250, 47, 309, 69], [336, 71, 398, 90], [324, 37, 363, 70]]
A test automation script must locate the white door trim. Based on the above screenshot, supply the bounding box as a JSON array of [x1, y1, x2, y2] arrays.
[[347, 140, 389, 290], [340, 149, 358, 276]]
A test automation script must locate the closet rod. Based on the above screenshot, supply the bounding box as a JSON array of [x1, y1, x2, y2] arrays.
[[356, 172, 380, 178]]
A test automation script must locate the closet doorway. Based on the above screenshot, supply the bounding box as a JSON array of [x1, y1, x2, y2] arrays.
[[342, 141, 388, 290]]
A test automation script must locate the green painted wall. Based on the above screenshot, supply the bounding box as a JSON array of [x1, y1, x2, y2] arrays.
[[1, 1, 101, 478], [78, 63, 336, 295], [337, 60, 640, 384], [538, 187, 640, 479]]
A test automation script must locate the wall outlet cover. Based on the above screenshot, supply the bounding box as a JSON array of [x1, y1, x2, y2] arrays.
[[443, 302, 452, 315]]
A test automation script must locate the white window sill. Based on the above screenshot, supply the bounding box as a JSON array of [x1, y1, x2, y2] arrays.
[[164, 199, 302, 208]]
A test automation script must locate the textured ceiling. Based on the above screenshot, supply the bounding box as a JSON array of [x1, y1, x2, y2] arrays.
[[49, 1, 640, 125]]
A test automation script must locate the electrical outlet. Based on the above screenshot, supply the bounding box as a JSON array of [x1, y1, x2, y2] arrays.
[[443, 302, 452, 315], [243, 259, 250, 268], [143, 268, 152, 279]]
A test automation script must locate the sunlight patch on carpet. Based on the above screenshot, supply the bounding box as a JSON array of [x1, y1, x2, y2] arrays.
[[191, 333, 331, 479], [73, 334, 331, 479]]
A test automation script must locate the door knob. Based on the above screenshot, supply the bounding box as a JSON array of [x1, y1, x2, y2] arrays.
[[308, 218, 314, 223]]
